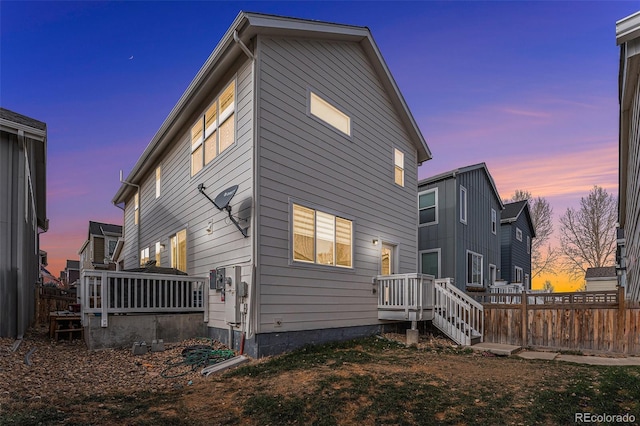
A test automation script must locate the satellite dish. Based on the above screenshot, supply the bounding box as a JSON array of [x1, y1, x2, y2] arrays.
[[213, 185, 238, 210]]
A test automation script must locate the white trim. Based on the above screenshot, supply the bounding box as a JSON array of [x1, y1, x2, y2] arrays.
[[460, 186, 467, 224], [418, 188, 438, 226], [491, 208, 497, 234], [489, 263, 497, 285], [309, 90, 351, 136], [419, 248, 441, 278], [514, 266, 523, 283], [516, 227, 523, 242]]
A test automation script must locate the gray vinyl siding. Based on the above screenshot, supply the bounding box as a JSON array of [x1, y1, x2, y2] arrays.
[[119, 58, 254, 329], [500, 224, 512, 282], [624, 76, 640, 301], [0, 131, 40, 338], [418, 168, 502, 290], [256, 36, 419, 333]]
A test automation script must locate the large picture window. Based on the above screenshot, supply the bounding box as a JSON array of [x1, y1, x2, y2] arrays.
[[467, 250, 482, 286], [191, 80, 236, 176], [419, 189, 437, 225], [293, 204, 352, 268]]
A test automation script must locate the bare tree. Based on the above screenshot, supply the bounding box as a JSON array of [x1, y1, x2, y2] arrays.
[[505, 190, 558, 278], [558, 186, 617, 279], [542, 280, 554, 293]]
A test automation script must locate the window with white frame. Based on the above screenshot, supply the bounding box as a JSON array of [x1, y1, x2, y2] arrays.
[[309, 91, 351, 136], [191, 80, 235, 176], [460, 186, 467, 224], [155, 166, 161, 199], [155, 241, 161, 266], [292, 203, 352, 268], [394, 149, 404, 187], [516, 227, 523, 241], [134, 192, 139, 225], [527, 236, 531, 254], [107, 240, 117, 258], [419, 188, 437, 225], [467, 250, 482, 286], [420, 249, 440, 278], [514, 266, 523, 283], [491, 209, 497, 234], [170, 229, 187, 272], [140, 247, 150, 266]]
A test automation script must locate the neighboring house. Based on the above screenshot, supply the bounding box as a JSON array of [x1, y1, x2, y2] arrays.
[[0, 108, 48, 338], [78, 221, 123, 273], [417, 163, 503, 291], [616, 12, 640, 302], [500, 200, 535, 290], [111, 12, 431, 357], [64, 260, 80, 286], [585, 266, 617, 292]]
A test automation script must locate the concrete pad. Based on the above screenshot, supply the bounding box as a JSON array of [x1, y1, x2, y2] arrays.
[[517, 351, 558, 361], [556, 355, 640, 366], [471, 342, 521, 356]]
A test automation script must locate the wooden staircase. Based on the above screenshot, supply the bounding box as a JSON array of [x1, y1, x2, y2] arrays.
[[432, 278, 483, 346]]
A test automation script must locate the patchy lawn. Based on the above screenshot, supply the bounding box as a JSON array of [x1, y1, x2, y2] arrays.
[[2, 330, 640, 425]]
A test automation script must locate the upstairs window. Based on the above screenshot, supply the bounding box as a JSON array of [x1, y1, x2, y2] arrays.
[[309, 91, 351, 136], [292, 203, 352, 268], [516, 227, 523, 242], [155, 166, 161, 198], [460, 186, 467, 224], [394, 149, 404, 186], [491, 209, 497, 234], [134, 192, 139, 225], [140, 247, 150, 266], [419, 189, 438, 225], [191, 80, 236, 176]]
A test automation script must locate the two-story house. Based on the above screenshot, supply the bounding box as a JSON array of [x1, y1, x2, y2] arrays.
[[417, 163, 503, 291], [111, 12, 431, 357], [500, 200, 535, 290], [0, 108, 48, 338], [78, 221, 123, 274], [617, 11, 640, 301]]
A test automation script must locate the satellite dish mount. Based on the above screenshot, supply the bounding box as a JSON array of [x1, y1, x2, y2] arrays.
[[197, 184, 248, 238]]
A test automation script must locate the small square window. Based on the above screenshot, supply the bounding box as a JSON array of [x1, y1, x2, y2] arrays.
[[516, 228, 523, 242]]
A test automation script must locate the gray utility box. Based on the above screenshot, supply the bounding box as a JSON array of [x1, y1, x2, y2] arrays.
[[224, 266, 247, 324]]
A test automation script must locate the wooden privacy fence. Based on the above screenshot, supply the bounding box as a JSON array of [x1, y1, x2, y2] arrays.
[[475, 287, 640, 354], [37, 286, 76, 324]]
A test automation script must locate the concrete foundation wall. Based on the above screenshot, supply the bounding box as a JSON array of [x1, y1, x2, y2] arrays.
[[85, 313, 206, 350]]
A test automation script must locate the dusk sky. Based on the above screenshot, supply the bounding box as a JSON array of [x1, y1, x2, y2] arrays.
[[2, 1, 637, 290]]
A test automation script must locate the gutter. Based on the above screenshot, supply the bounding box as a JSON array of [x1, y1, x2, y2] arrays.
[[117, 170, 141, 262]]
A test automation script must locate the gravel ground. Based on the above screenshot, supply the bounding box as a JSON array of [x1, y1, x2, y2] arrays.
[[0, 325, 229, 409]]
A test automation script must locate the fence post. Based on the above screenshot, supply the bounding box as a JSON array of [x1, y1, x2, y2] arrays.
[[616, 286, 626, 353], [521, 291, 528, 347]]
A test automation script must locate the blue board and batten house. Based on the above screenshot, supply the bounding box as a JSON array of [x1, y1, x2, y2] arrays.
[[417, 163, 503, 291], [111, 12, 432, 357], [500, 200, 535, 290]]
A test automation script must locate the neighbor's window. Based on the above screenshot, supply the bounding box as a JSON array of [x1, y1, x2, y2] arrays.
[[155, 166, 161, 199], [491, 209, 497, 234], [108, 240, 117, 258], [419, 188, 438, 225], [460, 186, 467, 224], [467, 250, 482, 286], [292, 203, 352, 268], [309, 91, 351, 136], [394, 149, 404, 187], [155, 241, 161, 266], [134, 192, 139, 225], [514, 266, 523, 283], [170, 229, 187, 272], [420, 250, 440, 278], [191, 80, 236, 176], [140, 247, 150, 266], [516, 227, 523, 242]]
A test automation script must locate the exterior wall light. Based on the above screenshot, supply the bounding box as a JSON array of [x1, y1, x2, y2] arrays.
[[373, 239, 379, 245]]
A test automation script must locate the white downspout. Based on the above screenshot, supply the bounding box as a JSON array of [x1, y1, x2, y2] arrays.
[[118, 170, 141, 263]]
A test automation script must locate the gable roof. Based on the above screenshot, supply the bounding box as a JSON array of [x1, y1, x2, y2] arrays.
[[418, 162, 504, 210], [585, 266, 616, 279], [112, 11, 431, 205], [88, 221, 123, 238], [501, 200, 536, 238]]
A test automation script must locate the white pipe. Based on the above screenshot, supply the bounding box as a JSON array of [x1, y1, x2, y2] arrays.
[[233, 30, 254, 61], [117, 170, 141, 262]]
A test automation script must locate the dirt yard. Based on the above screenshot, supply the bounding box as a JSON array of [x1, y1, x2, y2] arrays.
[[2, 326, 639, 425]]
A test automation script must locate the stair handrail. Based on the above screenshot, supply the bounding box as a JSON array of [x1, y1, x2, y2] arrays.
[[433, 278, 483, 346], [435, 279, 484, 311]]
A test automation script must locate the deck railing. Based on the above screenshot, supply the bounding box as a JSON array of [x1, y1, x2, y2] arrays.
[[433, 278, 483, 346], [375, 273, 434, 321], [80, 270, 208, 327]]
